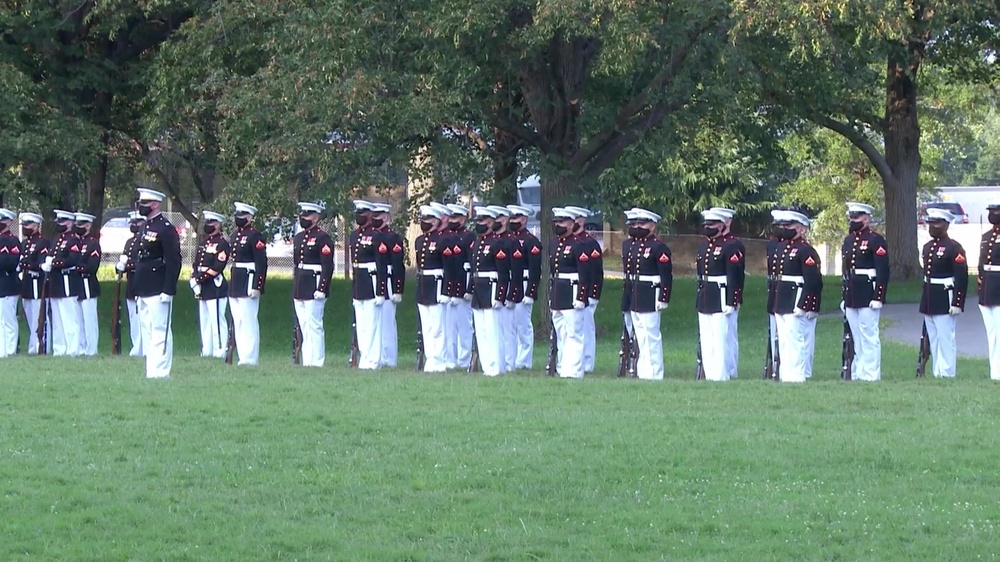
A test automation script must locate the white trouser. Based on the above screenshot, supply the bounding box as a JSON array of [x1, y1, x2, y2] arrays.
[[727, 308, 739, 378], [698, 312, 734, 381], [198, 298, 229, 358], [380, 300, 398, 367], [0, 295, 17, 357], [418, 303, 448, 372], [514, 300, 534, 369], [846, 307, 882, 381], [775, 313, 816, 383], [293, 298, 325, 367], [473, 307, 504, 376], [768, 314, 777, 363], [127, 298, 145, 356], [923, 314, 957, 378], [552, 308, 585, 379], [448, 299, 474, 369], [583, 300, 598, 372], [138, 296, 173, 378], [230, 296, 261, 365], [631, 310, 663, 380], [79, 297, 99, 356], [353, 299, 382, 370], [500, 304, 516, 371], [22, 299, 49, 354], [981, 305, 1000, 380], [50, 296, 81, 357]]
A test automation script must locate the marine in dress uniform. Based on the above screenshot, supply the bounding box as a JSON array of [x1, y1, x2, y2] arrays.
[[115, 212, 146, 356], [695, 208, 745, 381], [292, 201, 335, 367], [373, 203, 404, 368], [979, 199, 1000, 380], [622, 208, 672, 380], [548, 207, 593, 379], [133, 188, 182, 379], [445, 204, 475, 369], [563, 206, 603, 373], [18, 212, 49, 354], [840, 202, 890, 381], [486, 205, 515, 371], [506, 204, 543, 369], [228, 202, 268, 366], [41, 209, 83, 356], [349, 200, 389, 369], [0, 208, 21, 357], [709, 207, 744, 378], [919, 208, 969, 378], [468, 206, 511, 376], [189, 210, 230, 358], [74, 212, 101, 356], [414, 205, 453, 372], [768, 210, 823, 382]]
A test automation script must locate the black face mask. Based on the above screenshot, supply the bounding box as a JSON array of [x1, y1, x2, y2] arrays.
[[419, 221, 434, 233], [628, 226, 650, 238], [354, 212, 367, 226], [234, 217, 249, 228], [553, 224, 569, 236], [56, 223, 70, 233], [775, 227, 796, 240], [74, 226, 88, 236], [138, 204, 153, 217], [848, 221, 864, 232], [989, 211, 1000, 226], [21, 228, 33, 237], [508, 221, 523, 232], [0, 221, 10, 234], [370, 218, 384, 228], [492, 222, 503, 232], [203, 224, 216, 235], [448, 221, 461, 231], [474, 223, 490, 235], [928, 225, 947, 238], [703, 226, 720, 238], [130, 224, 143, 233], [299, 217, 314, 230]]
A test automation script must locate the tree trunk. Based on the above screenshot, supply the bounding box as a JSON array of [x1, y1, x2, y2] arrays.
[[536, 173, 576, 337], [491, 127, 519, 203], [85, 131, 109, 227], [882, 53, 922, 281]]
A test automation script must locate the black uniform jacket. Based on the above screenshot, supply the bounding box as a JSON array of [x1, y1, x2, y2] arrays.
[[381, 227, 406, 296], [293, 226, 335, 300], [49, 232, 82, 299], [841, 227, 890, 307], [510, 229, 543, 302], [769, 238, 823, 314], [123, 233, 142, 300], [192, 233, 230, 300], [468, 233, 511, 310], [0, 232, 22, 298], [75, 235, 102, 300], [414, 230, 455, 305], [979, 227, 1000, 306], [19, 233, 49, 300], [919, 236, 969, 314], [695, 234, 745, 313], [135, 214, 182, 298], [228, 226, 268, 297], [349, 227, 390, 301], [621, 234, 672, 313], [549, 234, 593, 311]]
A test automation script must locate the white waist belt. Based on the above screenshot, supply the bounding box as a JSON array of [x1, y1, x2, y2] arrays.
[[779, 275, 805, 284], [925, 276, 955, 285], [700, 275, 727, 284], [556, 273, 579, 281], [852, 268, 877, 277], [984, 264, 1000, 272], [233, 262, 255, 269], [637, 275, 660, 283], [475, 271, 498, 279], [197, 266, 210, 272], [353, 262, 377, 271], [418, 268, 444, 276], [298, 264, 322, 272]]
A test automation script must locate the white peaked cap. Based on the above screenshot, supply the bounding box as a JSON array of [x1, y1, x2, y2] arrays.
[[506, 205, 533, 217], [136, 188, 165, 202], [0, 208, 16, 221], [632, 208, 661, 223], [372, 203, 392, 213], [429, 202, 452, 215], [19, 212, 42, 224], [234, 202, 258, 216], [701, 209, 727, 222], [551, 207, 576, 220], [770, 209, 786, 223], [473, 206, 498, 219], [925, 207, 956, 223], [563, 205, 591, 218], [353, 200, 375, 212], [987, 198, 1000, 209], [624, 209, 639, 221], [298, 202, 325, 214], [54, 209, 76, 221], [202, 211, 226, 223], [74, 212, 96, 223], [128, 211, 145, 221], [447, 204, 469, 216], [709, 207, 736, 220], [486, 205, 510, 217], [846, 202, 875, 215], [785, 210, 811, 227], [418, 205, 444, 219]]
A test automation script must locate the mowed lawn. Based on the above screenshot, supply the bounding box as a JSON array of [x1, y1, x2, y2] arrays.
[[1, 275, 997, 560]]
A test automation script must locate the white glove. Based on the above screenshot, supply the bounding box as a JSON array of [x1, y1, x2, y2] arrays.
[[313, 291, 326, 301], [523, 296, 534, 305], [374, 296, 385, 306], [869, 300, 882, 310], [249, 289, 261, 299], [158, 293, 172, 303], [391, 293, 402, 304], [793, 307, 806, 317], [189, 278, 198, 290], [505, 300, 515, 309], [115, 262, 126, 273], [437, 294, 450, 305], [40, 262, 51, 273], [193, 284, 202, 297], [805, 311, 819, 320], [463, 293, 473, 302], [572, 300, 585, 310], [655, 301, 668, 311], [492, 299, 502, 309], [722, 305, 734, 315], [949, 306, 962, 316], [839, 300, 846, 312], [449, 297, 460, 306], [589, 299, 599, 307]]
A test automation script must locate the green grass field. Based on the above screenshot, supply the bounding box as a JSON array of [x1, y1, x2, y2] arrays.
[[2, 275, 995, 560]]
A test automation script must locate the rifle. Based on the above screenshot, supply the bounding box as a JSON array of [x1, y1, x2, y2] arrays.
[[545, 325, 558, 376], [292, 312, 303, 365], [36, 276, 49, 355], [841, 314, 854, 381], [224, 307, 236, 364], [349, 307, 360, 368], [468, 333, 481, 373], [110, 272, 123, 355], [916, 321, 931, 377], [617, 318, 630, 378], [415, 301, 426, 371], [763, 319, 774, 379], [695, 331, 706, 380]]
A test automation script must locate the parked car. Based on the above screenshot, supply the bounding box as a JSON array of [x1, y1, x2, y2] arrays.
[[918, 202, 970, 224], [99, 217, 132, 254]]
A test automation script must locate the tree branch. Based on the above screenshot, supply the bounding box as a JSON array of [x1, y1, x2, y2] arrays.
[[812, 114, 897, 188]]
